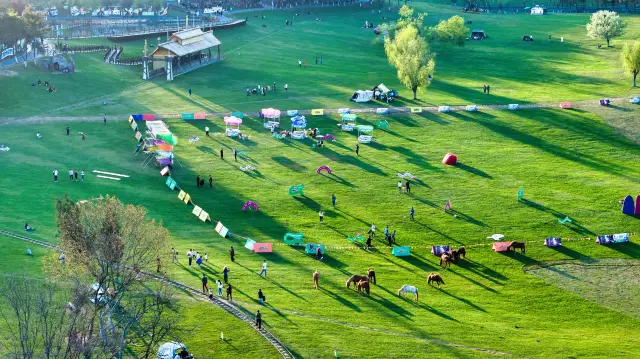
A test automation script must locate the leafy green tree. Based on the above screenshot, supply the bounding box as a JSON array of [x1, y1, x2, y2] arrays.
[[385, 24, 436, 100], [395, 4, 426, 34], [433, 15, 469, 46], [621, 41, 640, 87], [0, 6, 25, 48], [586, 10, 626, 47]]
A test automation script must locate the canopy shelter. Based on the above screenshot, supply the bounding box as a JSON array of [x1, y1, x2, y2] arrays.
[[471, 30, 486, 40], [261, 108, 281, 130], [357, 125, 373, 143], [144, 28, 222, 81], [291, 115, 307, 139], [141, 121, 176, 168], [341, 114, 357, 131], [224, 116, 242, 137]]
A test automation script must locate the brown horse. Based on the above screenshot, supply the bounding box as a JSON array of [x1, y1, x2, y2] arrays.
[[427, 273, 445, 288], [356, 280, 370, 295], [451, 246, 466, 261], [313, 270, 319, 289], [367, 268, 377, 285], [346, 275, 368, 288], [509, 241, 526, 254], [440, 254, 452, 268]]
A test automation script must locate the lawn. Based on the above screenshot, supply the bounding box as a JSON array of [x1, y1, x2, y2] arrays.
[[1, 3, 640, 119], [1, 1, 640, 358], [1, 105, 640, 358]]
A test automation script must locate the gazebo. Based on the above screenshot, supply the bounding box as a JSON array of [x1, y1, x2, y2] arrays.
[[144, 28, 223, 81], [224, 116, 242, 137]]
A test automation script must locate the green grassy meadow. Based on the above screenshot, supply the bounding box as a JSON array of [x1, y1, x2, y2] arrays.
[[1, 2, 640, 358]]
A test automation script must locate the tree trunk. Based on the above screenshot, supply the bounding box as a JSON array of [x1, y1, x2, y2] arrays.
[[634, 72, 637, 87], [606, 38, 610, 47], [412, 88, 417, 99]]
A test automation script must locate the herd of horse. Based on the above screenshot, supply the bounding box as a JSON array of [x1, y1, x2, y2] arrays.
[[344, 269, 445, 300]]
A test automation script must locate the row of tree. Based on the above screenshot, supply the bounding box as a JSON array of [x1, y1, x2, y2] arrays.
[[0, 196, 185, 359], [0, 5, 47, 53]]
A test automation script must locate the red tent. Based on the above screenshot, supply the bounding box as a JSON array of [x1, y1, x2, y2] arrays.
[[442, 153, 458, 165], [492, 242, 511, 252]]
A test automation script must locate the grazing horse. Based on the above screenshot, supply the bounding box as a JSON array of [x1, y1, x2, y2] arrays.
[[509, 241, 526, 254], [440, 254, 453, 268], [451, 246, 466, 261], [313, 270, 319, 289], [356, 280, 370, 295], [346, 275, 368, 288], [367, 268, 377, 285], [398, 284, 419, 300], [427, 273, 445, 288]]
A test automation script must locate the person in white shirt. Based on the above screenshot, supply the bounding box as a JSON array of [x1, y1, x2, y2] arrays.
[[370, 223, 376, 238], [36, 132, 41, 138], [52, 169, 58, 182], [205, 126, 210, 137], [319, 210, 324, 223], [217, 280, 223, 296], [187, 249, 193, 266], [259, 260, 267, 277], [69, 170, 74, 181], [397, 181, 402, 193]]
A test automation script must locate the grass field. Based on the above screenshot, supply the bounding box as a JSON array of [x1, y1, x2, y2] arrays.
[[1, 1, 640, 358]]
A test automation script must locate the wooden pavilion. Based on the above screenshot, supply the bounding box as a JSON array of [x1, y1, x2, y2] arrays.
[[143, 28, 222, 81]]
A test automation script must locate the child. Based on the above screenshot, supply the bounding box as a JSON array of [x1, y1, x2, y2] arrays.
[[204, 253, 208, 262], [81, 169, 85, 181]]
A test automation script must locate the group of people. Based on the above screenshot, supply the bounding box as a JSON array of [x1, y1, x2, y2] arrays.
[[195, 174, 213, 188], [51, 168, 85, 182], [248, 82, 286, 96], [483, 85, 491, 94], [32, 79, 56, 93], [183, 248, 209, 267], [397, 180, 412, 194]]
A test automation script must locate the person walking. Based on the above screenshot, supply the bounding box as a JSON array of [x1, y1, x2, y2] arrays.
[[103, 113, 107, 125], [316, 246, 323, 261], [229, 246, 235, 262], [313, 270, 319, 289], [487, 85, 491, 94], [223, 266, 230, 283], [387, 232, 393, 246], [204, 253, 208, 262], [483, 85, 487, 94], [397, 180, 403, 193], [320, 57, 323, 64], [217, 279, 223, 296], [205, 126, 210, 137], [284, 83, 288, 91], [220, 147, 224, 160], [384, 225, 389, 240], [391, 229, 396, 244], [81, 169, 85, 182], [298, 59, 302, 67], [196, 175, 201, 188], [303, 59, 307, 67], [209, 175, 213, 188], [188, 87, 192, 97], [172, 247, 178, 263], [69, 169, 74, 181], [233, 148, 237, 162], [226, 283, 233, 301], [410, 207, 415, 220], [74, 170, 78, 181], [247, 87, 251, 96], [81, 132, 86, 140], [273, 82, 276, 91], [366, 233, 373, 247], [258, 288, 266, 304], [66, 126, 70, 136], [406, 180, 411, 194], [255, 310, 262, 329], [319, 210, 324, 223], [355, 143, 360, 156], [370, 223, 376, 238], [52, 168, 58, 183], [259, 260, 267, 277], [331, 193, 337, 208], [315, 57, 318, 64], [202, 274, 209, 293], [187, 249, 193, 266]]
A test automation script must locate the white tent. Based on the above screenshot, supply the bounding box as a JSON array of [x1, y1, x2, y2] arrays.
[[350, 90, 374, 103], [531, 5, 546, 15], [156, 342, 188, 359]]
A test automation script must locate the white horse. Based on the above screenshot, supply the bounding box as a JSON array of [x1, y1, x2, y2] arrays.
[[398, 284, 419, 301]]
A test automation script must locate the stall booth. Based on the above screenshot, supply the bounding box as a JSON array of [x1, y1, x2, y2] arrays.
[[291, 115, 307, 139], [357, 125, 374, 143], [261, 108, 280, 130], [341, 114, 357, 131], [224, 116, 242, 137]]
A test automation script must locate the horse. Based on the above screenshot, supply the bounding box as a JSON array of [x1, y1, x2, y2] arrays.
[[367, 268, 377, 285], [357, 280, 370, 295], [440, 254, 453, 268], [427, 273, 445, 289], [509, 241, 526, 254], [313, 270, 319, 289], [346, 275, 368, 289], [451, 246, 466, 261], [398, 284, 419, 301]]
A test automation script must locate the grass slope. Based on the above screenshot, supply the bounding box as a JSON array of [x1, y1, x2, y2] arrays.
[[1, 106, 640, 358]]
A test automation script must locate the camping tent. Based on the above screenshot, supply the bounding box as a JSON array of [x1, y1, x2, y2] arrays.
[[350, 90, 374, 103], [372, 84, 398, 102], [156, 342, 190, 359], [471, 30, 486, 40], [531, 5, 546, 14]]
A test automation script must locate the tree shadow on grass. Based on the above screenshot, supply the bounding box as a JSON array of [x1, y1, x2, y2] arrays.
[[550, 245, 595, 263], [370, 293, 414, 320], [383, 128, 418, 143], [319, 287, 362, 312], [520, 199, 594, 235], [293, 195, 321, 211], [448, 209, 488, 228], [458, 259, 508, 284], [456, 162, 493, 179], [317, 147, 387, 176], [377, 285, 458, 322], [412, 220, 464, 245], [415, 111, 450, 126], [447, 267, 501, 294], [389, 146, 442, 173], [399, 254, 438, 272], [272, 155, 307, 172], [439, 288, 487, 313], [318, 173, 357, 188], [196, 145, 216, 155]]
